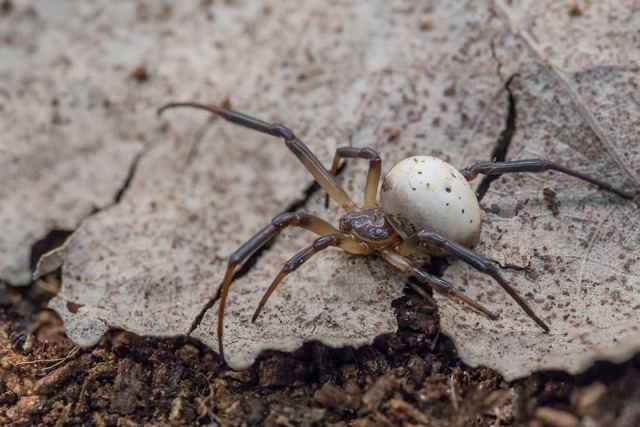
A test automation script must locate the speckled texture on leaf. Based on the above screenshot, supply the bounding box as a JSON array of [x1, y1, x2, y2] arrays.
[[438, 1, 640, 380], [191, 0, 528, 369], [30, 0, 640, 377], [0, 2, 144, 284], [36, 0, 522, 370], [36, 0, 333, 344]]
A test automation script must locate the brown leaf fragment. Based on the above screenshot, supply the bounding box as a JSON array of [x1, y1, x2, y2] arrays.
[[109, 359, 145, 415], [313, 383, 360, 413], [534, 407, 578, 427], [542, 187, 561, 216], [570, 382, 606, 416], [361, 373, 397, 413], [385, 398, 432, 426]]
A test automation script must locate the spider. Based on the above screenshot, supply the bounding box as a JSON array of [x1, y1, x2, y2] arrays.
[[159, 102, 633, 363]]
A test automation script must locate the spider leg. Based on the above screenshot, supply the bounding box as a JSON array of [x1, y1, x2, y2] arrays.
[[251, 234, 349, 322], [217, 212, 339, 362], [158, 102, 358, 211], [459, 159, 634, 199], [381, 250, 498, 320], [325, 147, 382, 209], [397, 231, 550, 332]]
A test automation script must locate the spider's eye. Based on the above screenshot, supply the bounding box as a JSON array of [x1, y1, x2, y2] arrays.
[[339, 217, 352, 232]]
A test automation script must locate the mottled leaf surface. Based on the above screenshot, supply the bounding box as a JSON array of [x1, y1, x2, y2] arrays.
[[191, 1, 523, 369], [0, 2, 145, 284], [1, 1, 275, 285], [35, 0, 519, 369], [437, 1, 640, 380], [24, 0, 640, 376]]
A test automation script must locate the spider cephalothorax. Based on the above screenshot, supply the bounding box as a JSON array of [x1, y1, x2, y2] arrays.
[[338, 209, 397, 245], [159, 102, 634, 364]]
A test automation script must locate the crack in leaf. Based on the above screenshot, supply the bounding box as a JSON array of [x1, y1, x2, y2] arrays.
[[187, 165, 346, 335], [31, 143, 150, 281], [476, 75, 518, 201], [113, 149, 145, 204], [492, 0, 640, 189], [30, 229, 74, 273]]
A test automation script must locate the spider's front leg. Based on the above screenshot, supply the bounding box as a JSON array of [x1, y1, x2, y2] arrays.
[[251, 233, 366, 322], [325, 147, 382, 209], [460, 159, 634, 199], [397, 230, 550, 332], [158, 102, 358, 211], [381, 250, 498, 320], [217, 212, 339, 361]]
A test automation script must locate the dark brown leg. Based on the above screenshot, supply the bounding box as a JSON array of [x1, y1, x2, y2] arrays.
[[397, 231, 549, 332], [251, 234, 345, 322], [325, 147, 382, 209], [216, 212, 339, 361], [381, 250, 498, 320], [459, 159, 633, 199], [159, 102, 358, 210]]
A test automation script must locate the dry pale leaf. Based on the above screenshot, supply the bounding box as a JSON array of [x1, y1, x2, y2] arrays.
[[35, 0, 332, 343], [437, 0, 640, 380], [191, 0, 529, 369], [37, 0, 520, 369], [1, 1, 270, 285], [31, 0, 640, 378], [0, 2, 143, 284]]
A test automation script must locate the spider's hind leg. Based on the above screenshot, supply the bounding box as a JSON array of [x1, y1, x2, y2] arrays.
[[397, 231, 549, 332], [459, 159, 634, 199], [381, 250, 498, 320]]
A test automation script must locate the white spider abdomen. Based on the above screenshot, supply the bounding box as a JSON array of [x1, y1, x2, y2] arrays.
[[380, 156, 481, 249]]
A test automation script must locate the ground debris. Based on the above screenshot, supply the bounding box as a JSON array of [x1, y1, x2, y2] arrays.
[[384, 398, 432, 425], [534, 406, 578, 427], [109, 359, 146, 415], [1, 286, 640, 425], [3, 1, 640, 425], [313, 383, 360, 413]]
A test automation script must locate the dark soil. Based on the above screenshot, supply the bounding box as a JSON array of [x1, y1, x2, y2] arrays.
[[1, 275, 639, 426]]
